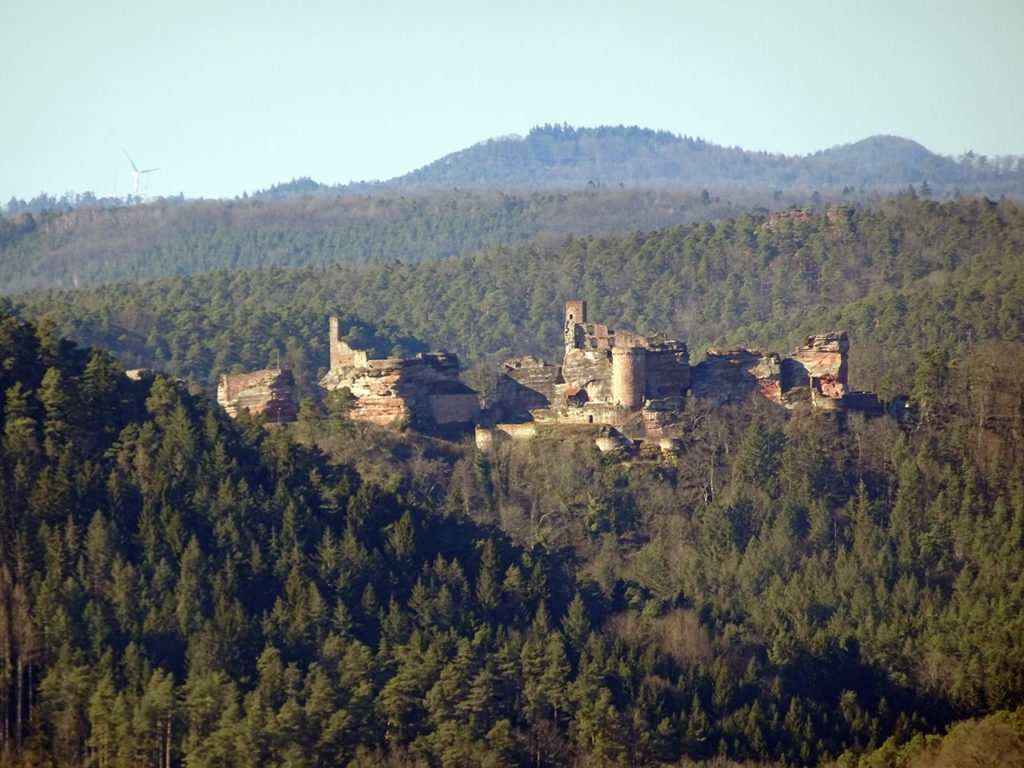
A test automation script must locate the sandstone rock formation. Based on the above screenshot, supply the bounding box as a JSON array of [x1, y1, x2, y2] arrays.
[[320, 318, 479, 429], [784, 332, 849, 401], [219, 303, 874, 445], [690, 349, 782, 405], [496, 356, 564, 419], [217, 369, 297, 423]]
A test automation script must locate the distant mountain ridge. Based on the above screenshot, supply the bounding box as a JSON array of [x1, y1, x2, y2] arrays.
[[379, 125, 1022, 196], [2, 124, 1022, 296], [6, 125, 1021, 214]]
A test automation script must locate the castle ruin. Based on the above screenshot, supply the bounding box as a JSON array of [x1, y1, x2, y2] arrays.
[[217, 302, 876, 442], [482, 301, 876, 450], [217, 369, 298, 423], [318, 317, 479, 429]]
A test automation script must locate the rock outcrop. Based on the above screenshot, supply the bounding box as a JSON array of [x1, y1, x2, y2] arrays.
[[784, 332, 849, 401], [690, 349, 782, 405], [217, 369, 297, 423], [319, 318, 479, 429], [218, 304, 874, 444], [497, 356, 564, 419]]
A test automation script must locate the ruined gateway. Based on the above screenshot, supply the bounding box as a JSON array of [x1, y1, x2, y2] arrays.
[[219, 302, 876, 442]]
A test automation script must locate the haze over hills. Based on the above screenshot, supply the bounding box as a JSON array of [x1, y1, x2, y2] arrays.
[[261, 125, 1023, 200], [381, 126, 1015, 193], [2, 126, 1022, 296], [5, 125, 1022, 214]]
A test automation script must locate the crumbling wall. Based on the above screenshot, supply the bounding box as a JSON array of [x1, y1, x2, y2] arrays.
[[562, 348, 614, 403], [427, 380, 480, 424], [690, 349, 781, 405], [497, 357, 564, 419], [643, 347, 690, 400], [562, 301, 689, 410], [328, 317, 370, 369]]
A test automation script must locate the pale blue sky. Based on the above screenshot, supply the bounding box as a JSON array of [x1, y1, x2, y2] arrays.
[[2, 0, 1022, 201]]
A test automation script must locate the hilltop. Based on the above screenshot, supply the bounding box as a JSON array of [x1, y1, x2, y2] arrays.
[[383, 126, 1022, 197]]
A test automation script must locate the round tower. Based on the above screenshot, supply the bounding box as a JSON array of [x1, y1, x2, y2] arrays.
[[612, 346, 646, 409]]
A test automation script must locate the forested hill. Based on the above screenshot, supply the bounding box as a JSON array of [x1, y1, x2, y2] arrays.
[[3, 126, 1021, 295], [3, 298, 1024, 765], [4, 196, 1023, 401], [387, 126, 1024, 198], [0, 186, 809, 295]]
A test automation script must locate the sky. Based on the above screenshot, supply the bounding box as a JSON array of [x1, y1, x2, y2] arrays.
[[2, 0, 1022, 202]]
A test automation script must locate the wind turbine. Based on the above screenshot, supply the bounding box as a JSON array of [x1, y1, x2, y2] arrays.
[[122, 148, 159, 195]]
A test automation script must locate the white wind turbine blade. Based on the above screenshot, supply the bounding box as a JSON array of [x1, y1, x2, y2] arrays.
[[121, 149, 159, 195], [121, 148, 139, 172]]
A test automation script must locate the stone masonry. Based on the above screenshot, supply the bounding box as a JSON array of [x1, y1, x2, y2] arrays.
[[217, 304, 872, 441]]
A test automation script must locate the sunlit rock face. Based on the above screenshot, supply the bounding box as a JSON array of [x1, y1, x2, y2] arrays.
[[218, 369, 298, 423], [320, 318, 479, 429]]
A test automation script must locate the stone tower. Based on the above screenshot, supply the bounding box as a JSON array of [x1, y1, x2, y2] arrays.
[[565, 300, 587, 325], [564, 301, 587, 351], [612, 346, 646, 409]]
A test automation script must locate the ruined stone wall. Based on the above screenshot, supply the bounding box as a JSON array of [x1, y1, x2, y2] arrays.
[[564, 301, 587, 351], [497, 357, 563, 419], [643, 348, 690, 400], [328, 316, 369, 369], [565, 301, 587, 325], [475, 422, 541, 453], [495, 301, 863, 442], [218, 369, 297, 423], [562, 348, 614, 403], [427, 381, 480, 424], [690, 349, 781, 405]]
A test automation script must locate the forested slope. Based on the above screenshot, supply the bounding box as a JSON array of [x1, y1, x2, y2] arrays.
[[5, 196, 1023, 401], [0, 186, 799, 295], [7, 124, 1022, 297], [2, 305, 1024, 766]]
